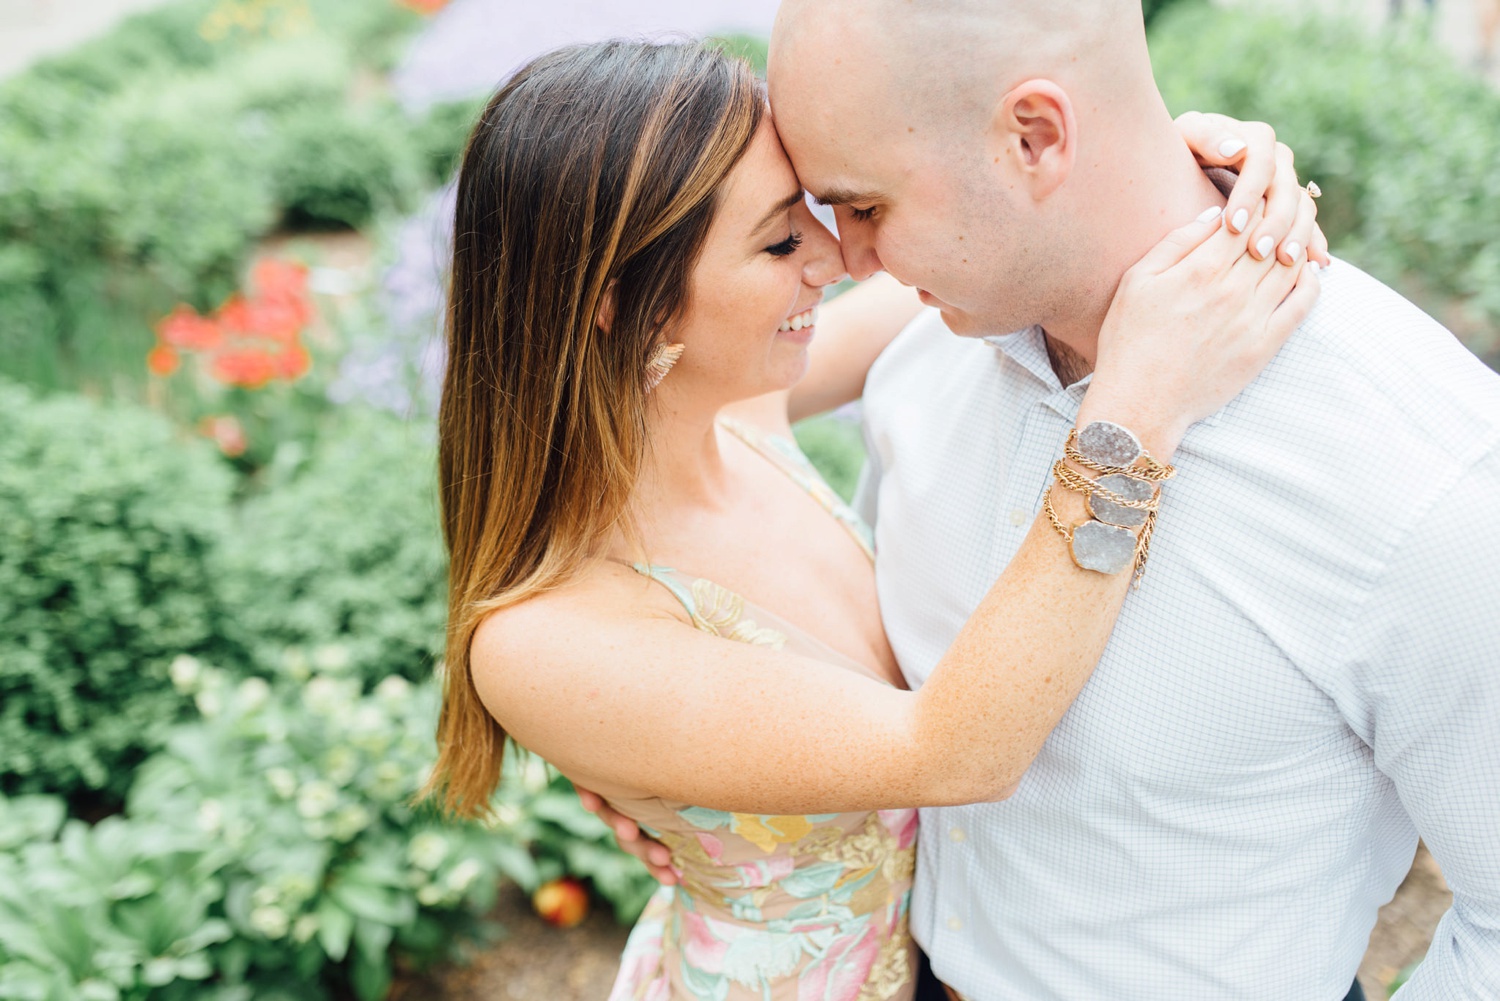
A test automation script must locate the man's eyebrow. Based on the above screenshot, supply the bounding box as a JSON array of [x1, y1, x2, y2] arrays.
[[754, 190, 805, 233], [810, 187, 880, 207]]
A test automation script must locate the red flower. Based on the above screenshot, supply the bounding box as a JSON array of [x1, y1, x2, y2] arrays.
[[210, 349, 281, 389], [147, 344, 180, 377], [152, 257, 317, 388], [274, 344, 311, 380], [398, 0, 449, 13], [199, 415, 248, 457], [157, 306, 222, 351]]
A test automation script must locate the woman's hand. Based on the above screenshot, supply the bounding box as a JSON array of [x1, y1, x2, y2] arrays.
[[1174, 110, 1330, 267], [1080, 201, 1320, 460]]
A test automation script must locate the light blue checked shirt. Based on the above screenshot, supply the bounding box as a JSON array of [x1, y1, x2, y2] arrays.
[[856, 260, 1500, 1000]]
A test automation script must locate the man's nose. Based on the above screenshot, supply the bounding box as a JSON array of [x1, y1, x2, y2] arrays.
[[801, 212, 848, 288], [838, 221, 882, 282]]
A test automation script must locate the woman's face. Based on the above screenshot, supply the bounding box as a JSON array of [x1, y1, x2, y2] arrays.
[[666, 115, 846, 404]]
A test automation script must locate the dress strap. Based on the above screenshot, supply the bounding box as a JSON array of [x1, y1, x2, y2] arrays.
[[625, 561, 701, 621], [716, 415, 875, 562]]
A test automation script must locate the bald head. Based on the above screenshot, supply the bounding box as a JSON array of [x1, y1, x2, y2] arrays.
[[766, 0, 1197, 345], [770, 0, 1149, 137]]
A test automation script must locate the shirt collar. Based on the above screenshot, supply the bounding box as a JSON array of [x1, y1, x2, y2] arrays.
[[982, 324, 1225, 431]]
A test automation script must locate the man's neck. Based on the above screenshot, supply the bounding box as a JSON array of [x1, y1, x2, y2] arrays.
[[1044, 333, 1094, 387], [1040, 105, 1230, 376]]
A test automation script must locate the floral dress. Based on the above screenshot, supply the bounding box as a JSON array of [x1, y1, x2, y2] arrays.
[[604, 418, 917, 1001]]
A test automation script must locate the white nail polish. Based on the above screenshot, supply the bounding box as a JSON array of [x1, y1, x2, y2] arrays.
[[1230, 208, 1250, 233], [1256, 236, 1275, 259], [1284, 241, 1301, 261], [1196, 206, 1223, 223], [1218, 138, 1247, 158], [1308, 261, 1321, 274]]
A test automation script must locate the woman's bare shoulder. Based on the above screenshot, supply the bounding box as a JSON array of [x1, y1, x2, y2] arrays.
[[471, 560, 688, 671]]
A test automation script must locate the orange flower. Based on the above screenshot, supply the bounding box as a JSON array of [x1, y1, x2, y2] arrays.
[[147, 344, 181, 377], [398, 0, 449, 13]]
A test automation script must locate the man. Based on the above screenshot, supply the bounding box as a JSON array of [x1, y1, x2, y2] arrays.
[[760, 1, 1500, 999]]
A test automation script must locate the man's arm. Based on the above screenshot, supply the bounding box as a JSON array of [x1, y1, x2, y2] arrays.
[[1338, 449, 1500, 999]]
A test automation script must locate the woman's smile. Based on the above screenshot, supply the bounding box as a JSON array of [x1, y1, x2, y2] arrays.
[[777, 304, 820, 344]]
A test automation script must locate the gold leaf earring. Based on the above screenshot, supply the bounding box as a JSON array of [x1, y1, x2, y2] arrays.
[[644, 342, 685, 392]]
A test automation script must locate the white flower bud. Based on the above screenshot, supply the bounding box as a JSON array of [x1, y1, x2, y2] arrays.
[[170, 655, 202, 693]]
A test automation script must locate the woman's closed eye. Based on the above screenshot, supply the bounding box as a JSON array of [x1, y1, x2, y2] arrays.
[[766, 231, 804, 257], [848, 206, 876, 223]]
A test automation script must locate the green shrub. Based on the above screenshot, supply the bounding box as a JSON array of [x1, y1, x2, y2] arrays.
[[214, 409, 448, 688], [409, 95, 486, 186], [1151, 5, 1500, 358], [270, 103, 422, 229], [0, 659, 528, 1001], [0, 381, 235, 804], [794, 414, 866, 502], [0, 0, 445, 396]]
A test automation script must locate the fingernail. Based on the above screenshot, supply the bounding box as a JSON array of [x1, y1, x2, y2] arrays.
[[1196, 205, 1223, 223], [1255, 235, 1275, 259], [1230, 208, 1250, 233], [1284, 241, 1301, 261], [1308, 261, 1321, 274], [1218, 138, 1247, 158]]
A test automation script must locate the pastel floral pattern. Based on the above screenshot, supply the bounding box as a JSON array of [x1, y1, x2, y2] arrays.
[[606, 422, 915, 999]]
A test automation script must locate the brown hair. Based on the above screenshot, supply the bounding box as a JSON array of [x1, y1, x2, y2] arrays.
[[420, 41, 765, 819]]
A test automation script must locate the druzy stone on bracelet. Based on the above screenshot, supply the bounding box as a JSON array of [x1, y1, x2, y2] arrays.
[[1087, 473, 1155, 529], [1070, 520, 1138, 575], [1077, 420, 1143, 468]]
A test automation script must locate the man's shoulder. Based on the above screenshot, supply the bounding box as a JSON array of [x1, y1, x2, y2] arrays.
[[1247, 259, 1500, 464]]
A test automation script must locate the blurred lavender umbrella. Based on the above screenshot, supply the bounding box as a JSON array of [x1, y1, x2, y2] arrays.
[[393, 0, 781, 111]]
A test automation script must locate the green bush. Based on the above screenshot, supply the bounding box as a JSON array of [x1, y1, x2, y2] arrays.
[[0, 659, 529, 1001], [0, 381, 235, 804], [1151, 5, 1500, 358], [794, 414, 866, 502], [214, 409, 448, 689], [0, 0, 444, 395]]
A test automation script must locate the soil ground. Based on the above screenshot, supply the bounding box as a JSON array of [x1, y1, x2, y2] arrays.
[[395, 845, 1451, 1001]]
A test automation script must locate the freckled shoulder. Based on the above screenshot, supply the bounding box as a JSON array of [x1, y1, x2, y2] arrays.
[[469, 561, 692, 688]]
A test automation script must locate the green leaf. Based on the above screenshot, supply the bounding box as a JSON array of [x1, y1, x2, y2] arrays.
[[315, 899, 353, 962], [349, 948, 391, 1001]]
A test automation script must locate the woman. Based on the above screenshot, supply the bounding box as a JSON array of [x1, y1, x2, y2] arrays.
[[421, 40, 1322, 1001]]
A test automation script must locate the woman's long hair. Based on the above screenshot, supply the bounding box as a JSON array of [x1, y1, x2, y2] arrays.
[[420, 41, 765, 819]]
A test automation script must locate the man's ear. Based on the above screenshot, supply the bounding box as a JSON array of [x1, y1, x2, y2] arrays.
[[991, 80, 1076, 200]]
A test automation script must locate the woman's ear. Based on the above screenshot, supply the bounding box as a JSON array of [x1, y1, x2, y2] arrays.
[[992, 79, 1076, 201], [595, 281, 617, 334]]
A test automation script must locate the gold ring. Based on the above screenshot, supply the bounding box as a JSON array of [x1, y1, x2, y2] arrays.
[[1304, 181, 1322, 199]]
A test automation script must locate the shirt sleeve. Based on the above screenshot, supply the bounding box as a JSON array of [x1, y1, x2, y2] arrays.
[[1337, 448, 1500, 999]]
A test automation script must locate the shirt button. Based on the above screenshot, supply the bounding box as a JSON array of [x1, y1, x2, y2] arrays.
[[949, 827, 966, 843], [947, 916, 963, 931], [1009, 508, 1028, 527]]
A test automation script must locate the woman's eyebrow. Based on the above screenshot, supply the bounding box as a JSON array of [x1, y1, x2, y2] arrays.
[[753, 190, 805, 233]]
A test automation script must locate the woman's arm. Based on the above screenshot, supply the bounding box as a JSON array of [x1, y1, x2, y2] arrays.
[[779, 114, 1328, 427], [472, 203, 1320, 816]]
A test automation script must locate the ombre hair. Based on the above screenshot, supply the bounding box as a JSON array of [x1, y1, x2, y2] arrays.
[[419, 41, 765, 819]]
